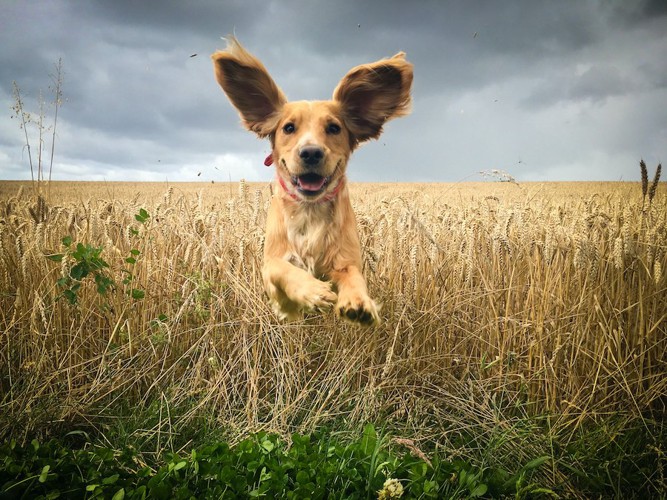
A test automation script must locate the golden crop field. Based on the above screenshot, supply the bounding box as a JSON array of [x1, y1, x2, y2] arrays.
[[0, 179, 665, 493]]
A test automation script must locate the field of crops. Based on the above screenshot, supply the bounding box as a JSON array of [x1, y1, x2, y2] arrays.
[[0, 179, 665, 497]]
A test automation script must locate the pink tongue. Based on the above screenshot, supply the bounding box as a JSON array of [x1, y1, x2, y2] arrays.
[[297, 176, 326, 191]]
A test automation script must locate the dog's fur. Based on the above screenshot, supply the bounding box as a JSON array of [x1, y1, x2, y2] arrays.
[[212, 37, 413, 325]]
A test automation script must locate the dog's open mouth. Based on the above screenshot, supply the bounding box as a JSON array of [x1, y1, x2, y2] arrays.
[[292, 173, 330, 196]]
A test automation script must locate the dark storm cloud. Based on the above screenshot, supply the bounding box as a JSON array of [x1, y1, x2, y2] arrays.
[[1, 0, 665, 182]]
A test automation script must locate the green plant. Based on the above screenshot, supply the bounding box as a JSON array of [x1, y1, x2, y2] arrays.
[[46, 208, 149, 304], [47, 236, 114, 305], [122, 207, 150, 300], [0, 426, 555, 499]]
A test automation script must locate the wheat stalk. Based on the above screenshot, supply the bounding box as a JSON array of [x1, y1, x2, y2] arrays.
[[640, 159, 649, 200], [649, 163, 661, 204], [0, 180, 665, 493]]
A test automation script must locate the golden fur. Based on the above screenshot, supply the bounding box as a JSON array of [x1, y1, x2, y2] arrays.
[[212, 37, 413, 325]]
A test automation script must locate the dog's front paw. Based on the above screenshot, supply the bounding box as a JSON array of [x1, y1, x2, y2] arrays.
[[336, 291, 380, 326], [289, 277, 337, 312]]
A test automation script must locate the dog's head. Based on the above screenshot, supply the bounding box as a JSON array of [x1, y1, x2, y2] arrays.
[[212, 37, 413, 202]]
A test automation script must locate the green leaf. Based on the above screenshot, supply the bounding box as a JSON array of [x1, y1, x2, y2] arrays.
[[46, 253, 64, 262], [62, 236, 73, 247], [259, 467, 271, 482], [39, 464, 50, 483], [522, 455, 550, 471], [296, 470, 310, 484], [63, 289, 77, 305], [130, 249, 140, 256], [70, 262, 89, 280], [112, 488, 125, 500], [218, 465, 234, 483], [131, 289, 145, 300], [423, 479, 437, 493], [96, 257, 110, 269], [125, 257, 136, 264], [470, 483, 487, 497], [173, 460, 187, 471], [411, 461, 427, 480], [135, 208, 150, 223], [359, 424, 377, 455], [72, 242, 87, 259], [103, 474, 119, 485], [96, 275, 115, 294], [261, 439, 275, 454]]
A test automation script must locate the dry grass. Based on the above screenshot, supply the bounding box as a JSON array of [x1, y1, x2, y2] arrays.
[[1, 179, 666, 492]]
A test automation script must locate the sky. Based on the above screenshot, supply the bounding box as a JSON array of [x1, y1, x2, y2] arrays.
[[1, 0, 666, 183]]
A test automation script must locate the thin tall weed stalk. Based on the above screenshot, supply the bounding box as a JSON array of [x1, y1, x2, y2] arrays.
[[10, 59, 64, 200]]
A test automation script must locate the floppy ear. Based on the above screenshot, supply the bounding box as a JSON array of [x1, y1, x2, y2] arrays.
[[333, 52, 413, 145], [211, 36, 287, 137]]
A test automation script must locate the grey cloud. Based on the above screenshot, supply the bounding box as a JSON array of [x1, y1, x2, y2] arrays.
[[1, 0, 665, 183]]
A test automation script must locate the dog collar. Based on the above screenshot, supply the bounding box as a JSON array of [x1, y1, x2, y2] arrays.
[[276, 174, 345, 203]]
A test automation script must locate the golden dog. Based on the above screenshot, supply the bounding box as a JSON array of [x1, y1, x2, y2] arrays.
[[212, 37, 413, 325]]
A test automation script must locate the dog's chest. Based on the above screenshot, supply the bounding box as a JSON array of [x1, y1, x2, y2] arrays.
[[284, 204, 335, 277]]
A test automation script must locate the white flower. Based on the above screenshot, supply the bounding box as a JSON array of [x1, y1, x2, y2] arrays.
[[378, 477, 404, 499]]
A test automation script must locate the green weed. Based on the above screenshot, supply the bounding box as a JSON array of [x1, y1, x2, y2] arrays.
[[0, 425, 553, 499], [45, 209, 150, 304]]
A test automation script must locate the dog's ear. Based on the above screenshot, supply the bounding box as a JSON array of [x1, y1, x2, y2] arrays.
[[212, 36, 287, 137], [333, 52, 413, 145]]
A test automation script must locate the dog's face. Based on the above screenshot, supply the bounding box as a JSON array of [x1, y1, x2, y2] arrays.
[[273, 101, 350, 200], [212, 37, 413, 203]]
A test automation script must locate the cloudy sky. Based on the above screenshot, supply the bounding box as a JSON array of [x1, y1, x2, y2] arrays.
[[1, 0, 666, 183]]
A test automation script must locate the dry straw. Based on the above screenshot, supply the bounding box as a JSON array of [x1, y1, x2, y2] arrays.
[[0, 179, 665, 492]]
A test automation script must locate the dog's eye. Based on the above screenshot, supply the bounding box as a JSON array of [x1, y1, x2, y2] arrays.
[[326, 123, 341, 135], [283, 123, 296, 134]]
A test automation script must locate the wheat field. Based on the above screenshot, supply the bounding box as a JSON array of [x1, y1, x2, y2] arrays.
[[0, 179, 665, 492]]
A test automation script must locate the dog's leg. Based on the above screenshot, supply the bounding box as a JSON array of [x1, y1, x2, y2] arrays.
[[331, 265, 379, 325], [262, 197, 337, 320], [328, 199, 379, 325], [263, 257, 337, 320]]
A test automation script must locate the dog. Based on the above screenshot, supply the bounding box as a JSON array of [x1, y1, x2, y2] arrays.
[[212, 37, 413, 325]]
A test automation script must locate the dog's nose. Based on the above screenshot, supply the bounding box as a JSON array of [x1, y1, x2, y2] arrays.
[[299, 146, 324, 167]]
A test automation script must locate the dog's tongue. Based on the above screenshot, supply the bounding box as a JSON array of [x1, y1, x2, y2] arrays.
[[297, 174, 326, 192]]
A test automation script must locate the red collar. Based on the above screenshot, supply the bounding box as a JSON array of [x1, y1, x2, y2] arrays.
[[277, 175, 345, 203]]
